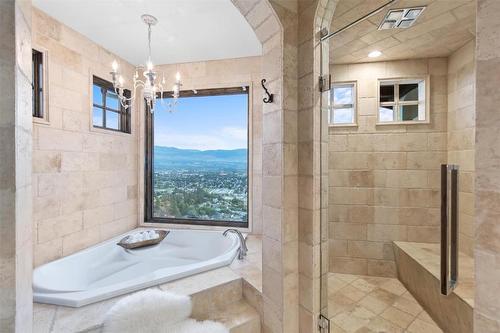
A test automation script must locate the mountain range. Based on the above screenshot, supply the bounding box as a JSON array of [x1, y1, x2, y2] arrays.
[[154, 146, 247, 171]]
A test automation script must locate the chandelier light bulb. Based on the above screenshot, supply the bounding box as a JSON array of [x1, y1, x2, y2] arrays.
[[175, 72, 181, 82], [118, 76, 124, 86], [147, 61, 154, 71], [112, 60, 118, 72]]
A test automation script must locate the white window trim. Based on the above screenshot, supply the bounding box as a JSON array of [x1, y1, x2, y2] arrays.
[[32, 45, 50, 125], [329, 81, 358, 127], [376, 76, 430, 125]]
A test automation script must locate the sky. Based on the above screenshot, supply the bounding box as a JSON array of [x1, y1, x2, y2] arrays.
[[154, 93, 248, 151], [332, 85, 354, 123]]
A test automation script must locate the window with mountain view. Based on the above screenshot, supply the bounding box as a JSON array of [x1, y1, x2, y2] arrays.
[[149, 87, 249, 226]]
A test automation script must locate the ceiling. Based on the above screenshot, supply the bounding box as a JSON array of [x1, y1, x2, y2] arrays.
[[329, 0, 476, 64], [32, 0, 262, 66]]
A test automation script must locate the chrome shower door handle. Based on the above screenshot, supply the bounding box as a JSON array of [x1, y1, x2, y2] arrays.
[[440, 164, 459, 296]]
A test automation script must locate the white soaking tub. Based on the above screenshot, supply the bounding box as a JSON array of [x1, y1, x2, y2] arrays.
[[33, 229, 240, 307]]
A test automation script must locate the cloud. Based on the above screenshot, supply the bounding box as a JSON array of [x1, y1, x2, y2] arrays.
[[221, 127, 247, 141], [155, 126, 248, 150]]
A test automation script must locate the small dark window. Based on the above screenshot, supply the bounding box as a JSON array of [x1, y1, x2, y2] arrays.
[[92, 76, 131, 133], [399, 83, 419, 101], [379, 84, 394, 103], [32, 49, 44, 118]]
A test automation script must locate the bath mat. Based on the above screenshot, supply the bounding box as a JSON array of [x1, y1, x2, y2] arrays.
[[102, 289, 229, 333]]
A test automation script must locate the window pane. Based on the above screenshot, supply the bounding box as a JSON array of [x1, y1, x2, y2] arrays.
[[380, 21, 396, 29], [379, 106, 394, 122], [332, 108, 354, 124], [400, 104, 419, 121], [32, 49, 44, 118], [106, 91, 119, 110], [93, 85, 103, 106], [152, 91, 248, 224], [387, 10, 403, 21], [92, 107, 103, 127], [106, 111, 119, 130], [380, 84, 394, 102], [405, 8, 422, 19], [399, 83, 419, 101], [333, 85, 353, 105], [397, 19, 413, 28]]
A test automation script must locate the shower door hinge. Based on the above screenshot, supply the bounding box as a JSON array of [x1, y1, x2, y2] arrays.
[[318, 314, 330, 333], [318, 27, 329, 40], [319, 74, 331, 93]]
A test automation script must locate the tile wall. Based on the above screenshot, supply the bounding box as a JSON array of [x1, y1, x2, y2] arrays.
[[447, 40, 476, 257], [0, 0, 33, 331], [31, 8, 139, 266], [475, 0, 500, 331], [328, 58, 449, 277]]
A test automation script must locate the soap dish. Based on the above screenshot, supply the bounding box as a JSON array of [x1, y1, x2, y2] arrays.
[[117, 230, 169, 249]]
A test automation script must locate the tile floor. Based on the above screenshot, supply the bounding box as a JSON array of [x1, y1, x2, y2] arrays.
[[328, 273, 443, 333]]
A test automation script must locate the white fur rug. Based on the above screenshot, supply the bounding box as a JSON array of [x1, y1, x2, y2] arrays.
[[102, 289, 229, 333]]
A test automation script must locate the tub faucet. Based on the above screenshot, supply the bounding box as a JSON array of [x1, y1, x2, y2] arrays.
[[223, 229, 248, 260]]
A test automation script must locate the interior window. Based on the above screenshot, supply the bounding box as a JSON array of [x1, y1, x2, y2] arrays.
[[92, 76, 131, 133], [378, 78, 427, 123], [146, 87, 249, 227], [32, 49, 44, 119], [330, 82, 357, 125]]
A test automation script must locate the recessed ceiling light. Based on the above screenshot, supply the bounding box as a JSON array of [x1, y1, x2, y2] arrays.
[[368, 50, 382, 58], [378, 6, 426, 30]]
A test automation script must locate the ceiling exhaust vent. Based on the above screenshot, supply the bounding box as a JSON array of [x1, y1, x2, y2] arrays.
[[378, 6, 426, 30]]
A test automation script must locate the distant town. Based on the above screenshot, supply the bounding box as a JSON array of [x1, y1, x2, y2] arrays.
[[152, 146, 248, 223]]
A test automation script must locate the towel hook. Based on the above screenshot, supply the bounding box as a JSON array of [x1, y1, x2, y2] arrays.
[[261, 79, 274, 104]]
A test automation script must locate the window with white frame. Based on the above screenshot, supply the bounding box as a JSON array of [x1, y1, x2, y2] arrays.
[[330, 82, 357, 125], [378, 78, 428, 123]]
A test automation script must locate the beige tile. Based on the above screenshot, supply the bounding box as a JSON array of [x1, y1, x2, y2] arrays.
[[392, 296, 423, 317], [380, 306, 415, 329], [365, 316, 404, 333], [332, 306, 376, 332], [335, 285, 367, 302], [406, 318, 443, 333], [358, 295, 390, 315]]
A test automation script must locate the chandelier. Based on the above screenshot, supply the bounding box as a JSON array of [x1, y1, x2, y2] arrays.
[[110, 14, 182, 113]]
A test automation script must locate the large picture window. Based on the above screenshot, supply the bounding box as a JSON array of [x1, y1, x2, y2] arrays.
[[145, 87, 249, 227]]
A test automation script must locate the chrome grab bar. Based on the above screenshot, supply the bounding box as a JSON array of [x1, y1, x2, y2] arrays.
[[440, 164, 459, 296]]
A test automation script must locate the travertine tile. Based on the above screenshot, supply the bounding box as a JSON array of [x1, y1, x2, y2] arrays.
[[394, 242, 473, 333], [327, 273, 442, 333], [328, 56, 462, 278], [380, 306, 414, 329], [406, 318, 443, 333]]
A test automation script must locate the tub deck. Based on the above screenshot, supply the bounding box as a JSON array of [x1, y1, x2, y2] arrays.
[[33, 235, 262, 333]]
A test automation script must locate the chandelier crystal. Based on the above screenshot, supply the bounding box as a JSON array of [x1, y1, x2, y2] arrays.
[[110, 14, 182, 113]]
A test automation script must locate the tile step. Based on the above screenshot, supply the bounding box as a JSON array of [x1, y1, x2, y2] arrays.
[[206, 299, 261, 333]]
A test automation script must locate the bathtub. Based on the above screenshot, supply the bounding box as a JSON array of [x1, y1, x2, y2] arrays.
[[33, 229, 240, 307]]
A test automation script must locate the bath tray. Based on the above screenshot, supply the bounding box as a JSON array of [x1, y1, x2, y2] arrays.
[[117, 230, 169, 249]]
